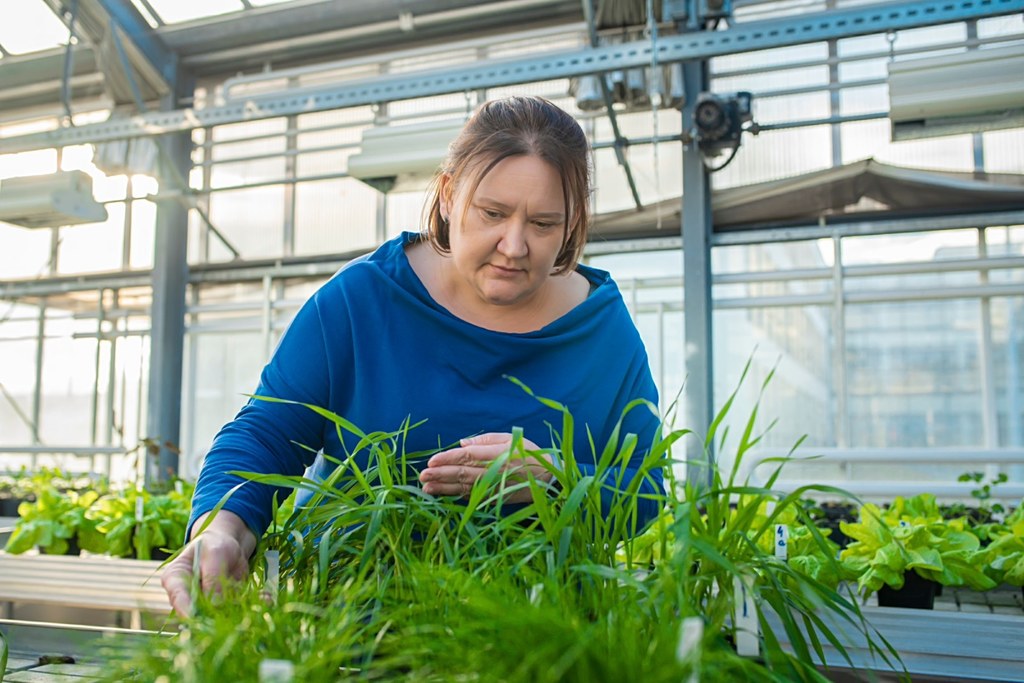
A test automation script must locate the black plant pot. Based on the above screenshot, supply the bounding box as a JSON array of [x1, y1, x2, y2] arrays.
[[877, 571, 938, 609], [0, 496, 25, 517], [149, 547, 173, 562]]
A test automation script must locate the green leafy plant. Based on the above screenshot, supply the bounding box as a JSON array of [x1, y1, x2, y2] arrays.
[[840, 494, 996, 595], [3, 485, 102, 555], [86, 487, 190, 560], [972, 500, 1024, 587]]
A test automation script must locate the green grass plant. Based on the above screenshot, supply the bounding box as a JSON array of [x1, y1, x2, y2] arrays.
[[106, 368, 902, 682]]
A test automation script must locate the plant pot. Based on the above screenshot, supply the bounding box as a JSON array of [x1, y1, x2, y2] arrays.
[[877, 571, 938, 609], [0, 496, 25, 517], [149, 547, 173, 562]]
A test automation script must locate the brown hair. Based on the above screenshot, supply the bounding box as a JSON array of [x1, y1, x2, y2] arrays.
[[423, 96, 591, 274]]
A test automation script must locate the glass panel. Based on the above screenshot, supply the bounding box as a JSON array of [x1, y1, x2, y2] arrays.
[[713, 305, 836, 458], [713, 65, 829, 93], [753, 92, 831, 126], [713, 241, 832, 274], [845, 299, 983, 448], [711, 125, 832, 189], [57, 204, 126, 275], [839, 84, 887, 116], [875, 133, 975, 173], [839, 119, 889, 165], [207, 185, 287, 260], [143, 0, 243, 24], [842, 229, 979, 265], [386, 189, 428, 239], [129, 200, 156, 269], [38, 315, 101, 444], [0, 1, 68, 54], [982, 128, 1024, 174], [183, 331, 266, 478], [210, 135, 287, 163], [992, 296, 1024, 448], [293, 178, 379, 256], [0, 304, 42, 445], [712, 43, 828, 72], [210, 157, 287, 189], [0, 222, 52, 278], [977, 15, 1024, 39]]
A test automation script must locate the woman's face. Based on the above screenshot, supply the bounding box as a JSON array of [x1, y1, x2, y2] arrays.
[[442, 154, 567, 310]]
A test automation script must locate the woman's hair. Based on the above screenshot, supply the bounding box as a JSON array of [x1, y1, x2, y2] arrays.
[[422, 96, 592, 274]]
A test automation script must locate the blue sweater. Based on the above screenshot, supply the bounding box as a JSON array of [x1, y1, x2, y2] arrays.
[[190, 232, 664, 538]]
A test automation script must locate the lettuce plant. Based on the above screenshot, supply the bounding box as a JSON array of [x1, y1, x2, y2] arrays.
[[840, 494, 996, 594], [3, 486, 102, 555], [972, 501, 1024, 587]]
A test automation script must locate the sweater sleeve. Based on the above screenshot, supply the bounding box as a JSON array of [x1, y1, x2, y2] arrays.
[[188, 290, 339, 540]]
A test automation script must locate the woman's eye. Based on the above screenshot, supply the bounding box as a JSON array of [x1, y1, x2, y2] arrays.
[[483, 209, 502, 219]]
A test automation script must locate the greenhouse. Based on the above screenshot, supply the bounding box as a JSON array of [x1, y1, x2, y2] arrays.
[[1, 0, 1023, 680]]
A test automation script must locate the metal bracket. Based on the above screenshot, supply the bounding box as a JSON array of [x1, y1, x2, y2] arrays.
[[1, 0, 1021, 153]]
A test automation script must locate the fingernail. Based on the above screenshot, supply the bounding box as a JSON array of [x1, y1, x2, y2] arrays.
[[460, 437, 473, 446]]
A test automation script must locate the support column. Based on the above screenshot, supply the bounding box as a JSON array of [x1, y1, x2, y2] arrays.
[[146, 111, 191, 485], [681, 60, 715, 490]]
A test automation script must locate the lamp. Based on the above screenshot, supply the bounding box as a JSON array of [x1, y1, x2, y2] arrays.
[[0, 171, 108, 229]]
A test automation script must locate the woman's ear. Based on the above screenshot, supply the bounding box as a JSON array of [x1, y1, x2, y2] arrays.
[[438, 173, 453, 222]]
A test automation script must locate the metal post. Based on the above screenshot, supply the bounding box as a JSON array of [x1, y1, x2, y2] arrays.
[[681, 59, 715, 490], [146, 84, 192, 485], [832, 232, 850, 474]]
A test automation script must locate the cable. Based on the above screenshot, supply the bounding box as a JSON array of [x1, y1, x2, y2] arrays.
[[107, 20, 241, 259], [702, 143, 740, 173], [61, 0, 81, 126]]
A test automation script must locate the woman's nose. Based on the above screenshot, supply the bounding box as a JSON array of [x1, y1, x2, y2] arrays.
[[497, 220, 528, 258]]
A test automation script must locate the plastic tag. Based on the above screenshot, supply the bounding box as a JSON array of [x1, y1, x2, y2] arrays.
[[264, 550, 280, 605], [676, 616, 703, 683], [774, 524, 789, 560], [174, 480, 183, 495], [135, 496, 144, 521], [258, 659, 294, 683], [733, 576, 759, 657]]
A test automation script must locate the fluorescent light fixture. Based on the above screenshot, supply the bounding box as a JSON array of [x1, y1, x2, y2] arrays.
[[0, 171, 109, 229], [888, 45, 1024, 141], [347, 118, 465, 193]]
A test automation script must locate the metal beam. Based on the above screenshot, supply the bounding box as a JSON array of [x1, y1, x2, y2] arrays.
[[2, 0, 1019, 154], [91, 0, 178, 85]]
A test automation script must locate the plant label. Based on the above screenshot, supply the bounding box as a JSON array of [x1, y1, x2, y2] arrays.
[[264, 550, 280, 605], [676, 616, 703, 683], [775, 524, 789, 560], [733, 576, 759, 658], [258, 658, 294, 683]]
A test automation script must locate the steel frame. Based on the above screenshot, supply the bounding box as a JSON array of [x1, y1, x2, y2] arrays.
[[1, 0, 1020, 154]]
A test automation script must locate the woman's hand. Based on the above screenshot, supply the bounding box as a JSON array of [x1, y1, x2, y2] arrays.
[[419, 432, 555, 503], [160, 509, 257, 618]]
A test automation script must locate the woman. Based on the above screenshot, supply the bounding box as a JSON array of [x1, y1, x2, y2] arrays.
[[162, 95, 664, 617]]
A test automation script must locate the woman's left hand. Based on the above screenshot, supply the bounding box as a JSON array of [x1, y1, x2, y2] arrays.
[[419, 432, 555, 503]]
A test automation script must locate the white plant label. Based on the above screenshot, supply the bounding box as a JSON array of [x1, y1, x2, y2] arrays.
[[775, 524, 789, 560], [733, 576, 760, 657], [135, 496, 144, 521], [676, 616, 703, 683], [264, 549, 280, 605], [258, 658, 294, 683]]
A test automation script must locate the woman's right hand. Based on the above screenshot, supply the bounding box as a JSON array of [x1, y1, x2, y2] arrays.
[[160, 509, 257, 618]]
